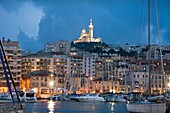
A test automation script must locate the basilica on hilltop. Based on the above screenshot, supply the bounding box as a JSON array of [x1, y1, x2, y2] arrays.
[[73, 19, 102, 43]]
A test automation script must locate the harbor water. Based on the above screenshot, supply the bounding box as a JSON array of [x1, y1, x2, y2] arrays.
[[23, 100, 128, 113]]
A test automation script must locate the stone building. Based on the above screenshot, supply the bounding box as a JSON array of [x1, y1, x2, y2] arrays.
[[73, 19, 102, 43]]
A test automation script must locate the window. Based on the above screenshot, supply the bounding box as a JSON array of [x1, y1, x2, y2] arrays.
[[155, 84, 157, 87], [151, 84, 154, 87], [32, 82, 38, 87], [41, 82, 43, 87], [36, 77, 39, 80]]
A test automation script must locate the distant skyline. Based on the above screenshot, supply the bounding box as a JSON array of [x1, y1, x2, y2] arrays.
[[0, 0, 170, 52]]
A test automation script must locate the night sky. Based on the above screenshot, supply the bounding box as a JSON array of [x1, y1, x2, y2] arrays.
[[0, 0, 170, 52]]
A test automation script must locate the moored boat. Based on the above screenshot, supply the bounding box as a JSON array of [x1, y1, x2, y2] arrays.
[[50, 94, 60, 101], [12, 91, 25, 102], [0, 92, 12, 102], [114, 94, 127, 102], [70, 94, 105, 102], [24, 89, 37, 102], [126, 101, 166, 113]]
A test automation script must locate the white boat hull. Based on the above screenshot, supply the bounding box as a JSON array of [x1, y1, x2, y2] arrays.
[[0, 99, 12, 103], [126, 102, 166, 113], [71, 95, 105, 102], [0, 93, 12, 102], [76, 98, 105, 102], [24, 89, 37, 102], [25, 97, 37, 103]]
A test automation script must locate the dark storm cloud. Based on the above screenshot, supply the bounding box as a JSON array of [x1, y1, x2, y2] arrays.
[[17, 30, 42, 52], [0, 0, 43, 51], [33, 0, 143, 46]]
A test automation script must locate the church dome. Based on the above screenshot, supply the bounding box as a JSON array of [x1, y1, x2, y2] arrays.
[[81, 29, 86, 34]]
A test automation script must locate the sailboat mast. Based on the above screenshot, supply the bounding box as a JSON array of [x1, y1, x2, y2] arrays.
[[148, 0, 151, 95], [154, 0, 166, 94]]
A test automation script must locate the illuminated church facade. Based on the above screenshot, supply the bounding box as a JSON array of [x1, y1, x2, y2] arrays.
[[73, 19, 102, 43]]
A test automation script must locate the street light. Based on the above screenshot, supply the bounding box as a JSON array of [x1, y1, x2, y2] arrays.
[[50, 73, 53, 77], [167, 77, 170, 89], [89, 76, 93, 93], [49, 73, 54, 96], [49, 80, 54, 98], [49, 81, 54, 87], [90, 77, 93, 80], [168, 83, 170, 88]]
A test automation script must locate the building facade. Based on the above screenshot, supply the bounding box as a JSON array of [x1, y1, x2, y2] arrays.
[[45, 40, 70, 54], [0, 38, 21, 92], [21, 70, 57, 98]]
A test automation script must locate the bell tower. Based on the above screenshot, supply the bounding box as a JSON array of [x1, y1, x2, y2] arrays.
[[89, 19, 93, 40]]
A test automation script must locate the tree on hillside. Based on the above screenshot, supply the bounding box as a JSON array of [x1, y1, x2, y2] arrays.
[[117, 48, 129, 56], [129, 51, 137, 57], [92, 47, 103, 53], [108, 49, 116, 54]]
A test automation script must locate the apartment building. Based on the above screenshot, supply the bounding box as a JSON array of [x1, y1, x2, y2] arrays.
[[94, 53, 120, 93], [45, 40, 70, 54], [127, 59, 170, 94], [66, 50, 96, 93], [67, 50, 95, 78], [21, 52, 53, 75], [128, 71, 149, 93], [0, 38, 21, 92]]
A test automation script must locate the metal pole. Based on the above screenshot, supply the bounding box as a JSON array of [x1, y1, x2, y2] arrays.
[[148, 0, 151, 95]]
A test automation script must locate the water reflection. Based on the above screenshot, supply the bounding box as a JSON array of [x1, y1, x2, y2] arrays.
[[110, 102, 115, 111], [24, 100, 127, 113], [48, 100, 55, 113]]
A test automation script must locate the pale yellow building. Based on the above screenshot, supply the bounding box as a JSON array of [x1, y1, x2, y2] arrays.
[[21, 70, 57, 98], [21, 52, 68, 75], [21, 70, 91, 96]]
